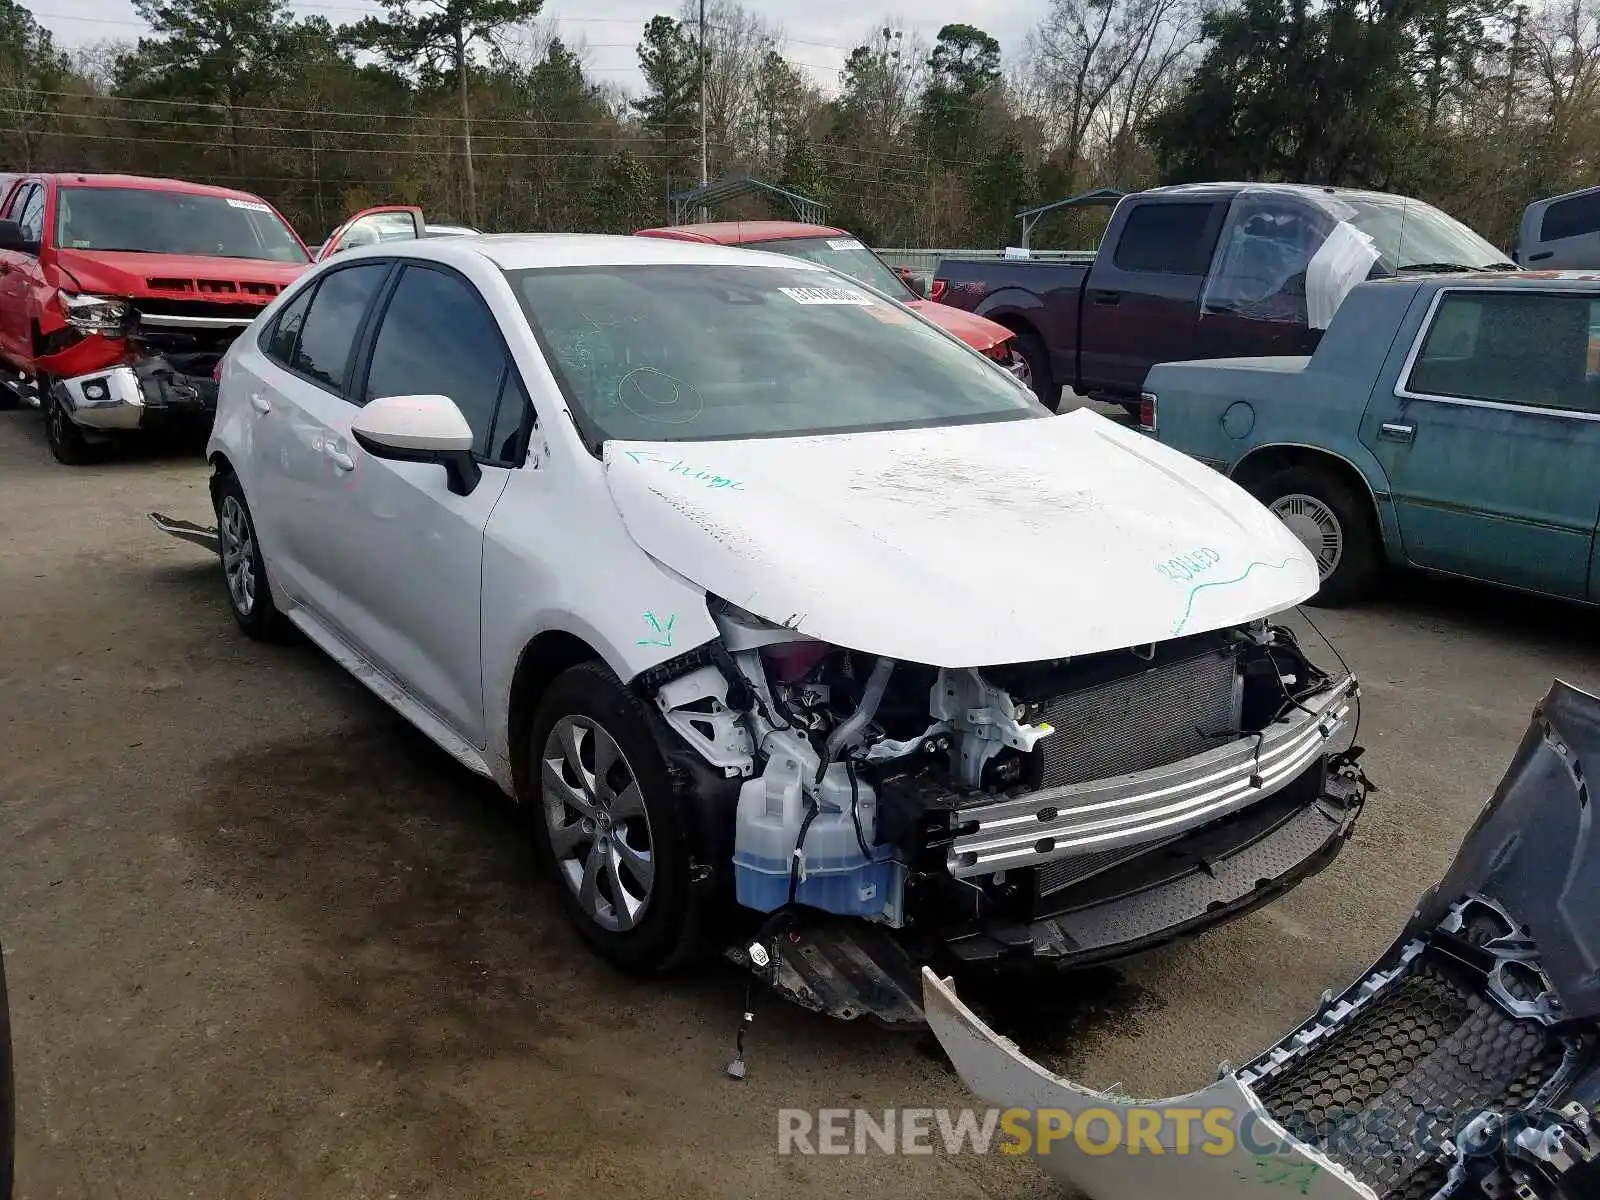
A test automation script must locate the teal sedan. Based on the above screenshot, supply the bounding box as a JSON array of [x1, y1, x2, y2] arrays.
[[1142, 272, 1600, 604]]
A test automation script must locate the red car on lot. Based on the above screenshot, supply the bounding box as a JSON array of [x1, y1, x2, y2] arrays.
[[634, 221, 1036, 395], [0, 172, 404, 464]]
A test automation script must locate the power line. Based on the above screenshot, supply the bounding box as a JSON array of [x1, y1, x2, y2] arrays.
[[0, 88, 968, 165], [0, 104, 725, 145], [0, 87, 698, 129], [0, 126, 711, 160]]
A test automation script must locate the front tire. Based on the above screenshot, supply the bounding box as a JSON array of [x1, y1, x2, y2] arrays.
[[1011, 330, 1058, 412], [1248, 464, 1383, 607], [528, 661, 699, 973], [213, 475, 287, 640], [44, 381, 93, 465]]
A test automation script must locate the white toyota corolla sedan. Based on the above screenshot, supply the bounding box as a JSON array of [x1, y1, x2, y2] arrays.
[[187, 233, 1362, 1018]]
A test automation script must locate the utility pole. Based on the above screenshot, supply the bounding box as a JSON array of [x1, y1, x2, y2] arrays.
[[457, 26, 477, 229], [698, 0, 708, 220]]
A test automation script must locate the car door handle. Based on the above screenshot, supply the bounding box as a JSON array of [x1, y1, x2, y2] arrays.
[[325, 446, 355, 472], [249, 393, 271, 414], [1092, 290, 1120, 307], [1379, 421, 1415, 443], [1528, 250, 1553, 262]]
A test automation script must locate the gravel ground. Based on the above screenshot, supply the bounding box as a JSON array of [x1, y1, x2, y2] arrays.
[[4, 407, 1598, 1199]]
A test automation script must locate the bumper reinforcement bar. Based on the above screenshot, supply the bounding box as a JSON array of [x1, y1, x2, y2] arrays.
[[947, 676, 1357, 877]]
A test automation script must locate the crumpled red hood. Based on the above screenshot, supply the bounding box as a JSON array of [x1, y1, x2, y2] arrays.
[[51, 248, 309, 302], [907, 298, 1012, 352]]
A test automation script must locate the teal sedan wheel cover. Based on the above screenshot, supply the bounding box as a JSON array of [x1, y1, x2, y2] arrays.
[[1270, 493, 1343, 581]]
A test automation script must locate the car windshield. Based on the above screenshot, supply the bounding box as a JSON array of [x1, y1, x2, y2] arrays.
[[509, 262, 1038, 446], [1328, 195, 1512, 272], [747, 235, 915, 298], [55, 186, 309, 263]]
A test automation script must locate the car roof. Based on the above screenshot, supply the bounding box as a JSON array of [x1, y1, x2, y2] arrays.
[[438, 232, 837, 272], [1144, 181, 1464, 208], [34, 172, 276, 205], [1373, 269, 1600, 289], [635, 220, 849, 245]]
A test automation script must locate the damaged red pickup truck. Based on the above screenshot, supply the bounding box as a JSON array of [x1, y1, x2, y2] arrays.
[[0, 173, 314, 464]]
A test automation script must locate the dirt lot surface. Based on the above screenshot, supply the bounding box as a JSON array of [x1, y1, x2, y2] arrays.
[[4, 408, 1599, 1199]]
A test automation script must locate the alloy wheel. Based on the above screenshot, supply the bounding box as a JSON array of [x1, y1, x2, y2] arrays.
[[218, 495, 256, 616], [1008, 349, 1032, 391], [541, 715, 655, 933], [46, 392, 67, 445]]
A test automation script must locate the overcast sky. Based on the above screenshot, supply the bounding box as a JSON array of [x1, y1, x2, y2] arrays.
[[30, 0, 1046, 96]]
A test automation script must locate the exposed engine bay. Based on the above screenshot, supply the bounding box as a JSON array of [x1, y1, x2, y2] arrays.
[[923, 679, 1600, 1199], [649, 597, 1366, 1019]]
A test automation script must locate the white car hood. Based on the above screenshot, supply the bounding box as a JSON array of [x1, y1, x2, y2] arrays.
[[603, 409, 1317, 667]]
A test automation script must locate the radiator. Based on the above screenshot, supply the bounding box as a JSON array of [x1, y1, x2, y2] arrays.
[[1033, 645, 1242, 895], [1035, 644, 1243, 789]]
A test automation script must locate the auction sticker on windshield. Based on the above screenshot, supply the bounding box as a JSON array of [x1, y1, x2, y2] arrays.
[[226, 198, 272, 212], [825, 238, 866, 250], [779, 285, 874, 305]]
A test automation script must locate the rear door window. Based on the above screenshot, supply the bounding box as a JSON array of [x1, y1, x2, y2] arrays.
[[290, 262, 389, 394], [1405, 290, 1600, 413], [1540, 191, 1600, 243], [1112, 203, 1218, 274]]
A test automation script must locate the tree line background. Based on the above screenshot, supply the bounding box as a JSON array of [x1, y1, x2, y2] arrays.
[[0, 0, 1593, 251]]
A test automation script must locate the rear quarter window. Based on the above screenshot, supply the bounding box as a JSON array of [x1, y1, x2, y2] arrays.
[[263, 284, 315, 367]]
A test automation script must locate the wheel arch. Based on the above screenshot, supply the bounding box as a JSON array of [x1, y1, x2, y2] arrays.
[[1229, 442, 1397, 564], [981, 306, 1045, 346], [507, 628, 604, 802], [505, 630, 739, 894], [207, 450, 237, 504]]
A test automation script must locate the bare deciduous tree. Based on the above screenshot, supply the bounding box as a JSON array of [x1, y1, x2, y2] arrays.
[[1024, 0, 1209, 188]]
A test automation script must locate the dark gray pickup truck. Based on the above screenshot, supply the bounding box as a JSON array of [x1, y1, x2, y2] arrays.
[[934, 183, 1515, 413]]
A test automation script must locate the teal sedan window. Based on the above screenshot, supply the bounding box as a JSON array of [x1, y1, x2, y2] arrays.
[[1407, 291, 1600, 413]]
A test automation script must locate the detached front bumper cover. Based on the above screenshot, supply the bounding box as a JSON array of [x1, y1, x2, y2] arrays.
[[924, 679, 1600, 1200]]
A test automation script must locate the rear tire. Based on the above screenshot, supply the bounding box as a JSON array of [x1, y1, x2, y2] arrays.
[[1011, 330, 1058, 412], [213, 474, 288, 640], [44, 381, 93, 465], [527, 661, 699, 974], [1247, 464, 1383, 607]]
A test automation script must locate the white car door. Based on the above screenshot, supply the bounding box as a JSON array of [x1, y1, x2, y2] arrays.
[[313, 260, 527, 746], [247, 259, 394, 621]]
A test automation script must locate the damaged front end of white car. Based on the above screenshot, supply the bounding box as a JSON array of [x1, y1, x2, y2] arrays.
[[924, 679, 1600, 1200], [658, 602, 1364, 1024], [602, 414, 1369, 1023]]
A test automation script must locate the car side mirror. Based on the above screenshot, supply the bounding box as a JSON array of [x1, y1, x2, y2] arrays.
[[350, 394, 482, 496], [0, 219, 36, 254], [896, 267, 928, 298]]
